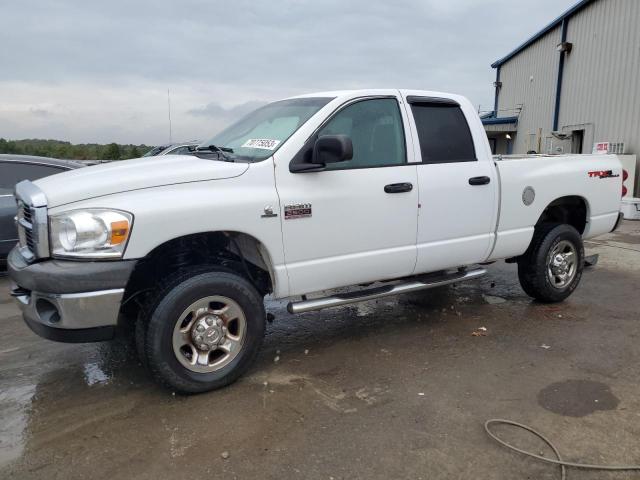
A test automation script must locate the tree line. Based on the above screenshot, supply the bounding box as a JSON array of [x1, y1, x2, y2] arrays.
[[0, 138, 154, 161]]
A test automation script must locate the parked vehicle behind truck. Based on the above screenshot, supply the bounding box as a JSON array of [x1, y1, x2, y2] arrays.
[[0, 155, 84, 267], [8, 89, 624, 393], [142, 141, 199, 157]]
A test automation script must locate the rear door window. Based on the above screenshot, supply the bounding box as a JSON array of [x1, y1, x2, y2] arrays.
[[409, 101, 476, 164]]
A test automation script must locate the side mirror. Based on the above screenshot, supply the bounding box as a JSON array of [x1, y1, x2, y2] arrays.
[[312, 135, 353, 165]]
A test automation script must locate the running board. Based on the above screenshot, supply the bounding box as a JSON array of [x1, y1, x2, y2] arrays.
[[287, 268, 486, 314]]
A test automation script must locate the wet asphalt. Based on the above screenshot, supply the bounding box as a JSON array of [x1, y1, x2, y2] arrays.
[[1, 222, 639, 479]]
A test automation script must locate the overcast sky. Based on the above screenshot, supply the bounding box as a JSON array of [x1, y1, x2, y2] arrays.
[[1, 0, 577, 145]]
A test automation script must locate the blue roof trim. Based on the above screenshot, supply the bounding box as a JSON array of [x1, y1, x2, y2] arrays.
[[482, 116, 518, 126], [491, 0, 595, 68]]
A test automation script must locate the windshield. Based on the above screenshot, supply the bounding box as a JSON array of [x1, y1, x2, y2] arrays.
[[143, 145, 169, 157], [199, 97, 334, 162]]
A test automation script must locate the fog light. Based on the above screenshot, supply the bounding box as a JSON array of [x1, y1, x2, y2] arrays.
[[36, 298, 61, 324]]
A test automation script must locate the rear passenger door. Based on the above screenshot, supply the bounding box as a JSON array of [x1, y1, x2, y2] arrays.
[[401, 93, 497, 274]]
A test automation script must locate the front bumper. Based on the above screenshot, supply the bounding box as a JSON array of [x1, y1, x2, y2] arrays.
[[7, 247, 137, 343], [13, 289, 123, 342]]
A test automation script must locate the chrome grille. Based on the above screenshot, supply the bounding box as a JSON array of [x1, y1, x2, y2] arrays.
[[14, 181, 49, 262], [17, 202, 35, 259], [25, 226, 35, 251], [21, 205, 32, 224]]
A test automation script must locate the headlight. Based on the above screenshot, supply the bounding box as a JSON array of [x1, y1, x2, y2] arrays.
[[50, 209, 133, 258]]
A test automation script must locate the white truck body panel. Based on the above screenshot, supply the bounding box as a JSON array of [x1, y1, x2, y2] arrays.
[[275, 163, 420, 296], [48, 160, 291, 296], [398, 90, 501, 274], [37, 88, 623, 299], [37, 154, 248, 208], [413, 159, 498, 272], [489, 154, 622, 261]]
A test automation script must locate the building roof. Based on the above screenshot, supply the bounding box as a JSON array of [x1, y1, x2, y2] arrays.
[[491, 0, 596, 68], [481, 115, 519, 126]]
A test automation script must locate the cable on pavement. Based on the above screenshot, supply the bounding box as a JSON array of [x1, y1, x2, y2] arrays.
[[484, 419, 640, 480]]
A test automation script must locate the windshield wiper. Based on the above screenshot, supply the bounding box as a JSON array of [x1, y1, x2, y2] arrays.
[[194, 144, 235, 162]]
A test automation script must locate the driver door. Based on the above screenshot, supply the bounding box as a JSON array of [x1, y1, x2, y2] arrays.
[[275, 95, 419, 296]]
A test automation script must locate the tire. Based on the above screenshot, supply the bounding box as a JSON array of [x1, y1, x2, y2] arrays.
[[138, 268, 265, 393], [517, 223, 584, 303], [135, 314, 149, 369]]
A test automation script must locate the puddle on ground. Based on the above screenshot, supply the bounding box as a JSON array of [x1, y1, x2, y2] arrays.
[[83, 362, 111, 386], [537, 379, 619, 417], [0, 383, 36, 467]]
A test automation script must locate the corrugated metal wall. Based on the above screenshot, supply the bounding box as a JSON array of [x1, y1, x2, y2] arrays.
[[495, 0, 640, 157], [496, 26, 561, 154], [560, 0, 640, 155]]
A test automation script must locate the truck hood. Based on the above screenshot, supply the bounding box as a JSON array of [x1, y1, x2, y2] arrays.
[[35, 155, 250, 207]]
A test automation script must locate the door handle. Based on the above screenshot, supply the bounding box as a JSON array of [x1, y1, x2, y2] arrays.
[[384, 182, 413, 193], [468, 176, 491, 186]]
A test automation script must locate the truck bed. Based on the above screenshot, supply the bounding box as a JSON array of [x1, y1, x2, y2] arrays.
[[488, 153, 622, 261]]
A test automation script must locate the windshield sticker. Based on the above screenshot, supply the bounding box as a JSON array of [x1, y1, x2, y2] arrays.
[[241, 138, 281, 150]]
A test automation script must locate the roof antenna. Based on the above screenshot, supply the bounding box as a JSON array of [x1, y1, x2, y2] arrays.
[[167, 89, 173, 143]]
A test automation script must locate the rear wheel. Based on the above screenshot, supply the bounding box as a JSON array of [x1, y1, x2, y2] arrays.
[[138, 268, 265, 393], [517, 223, 584, 303]]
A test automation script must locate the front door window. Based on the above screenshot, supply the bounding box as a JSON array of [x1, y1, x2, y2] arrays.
[[317, 98, 406, 170]]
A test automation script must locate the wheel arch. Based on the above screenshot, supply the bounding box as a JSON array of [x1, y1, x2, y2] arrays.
[[120, 231, 276, 321], [534, 195, 590, 234]]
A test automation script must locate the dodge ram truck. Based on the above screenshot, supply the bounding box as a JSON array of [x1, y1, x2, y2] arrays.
[[7, 89, 624, 393]]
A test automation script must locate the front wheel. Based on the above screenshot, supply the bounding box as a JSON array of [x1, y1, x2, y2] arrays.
[[139, 269, 265, 393], [517, 223, 584, 303]]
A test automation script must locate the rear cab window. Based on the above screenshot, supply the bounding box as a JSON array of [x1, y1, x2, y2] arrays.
[[407, 97, 476, 164]]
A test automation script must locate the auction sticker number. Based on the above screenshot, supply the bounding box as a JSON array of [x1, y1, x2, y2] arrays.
[[242, 138, 281, 150]]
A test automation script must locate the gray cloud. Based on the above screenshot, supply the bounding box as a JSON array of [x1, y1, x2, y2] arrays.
[[0, 0, 578, 143], [29, 108, 51, 118], [188, 100, 267, 118]]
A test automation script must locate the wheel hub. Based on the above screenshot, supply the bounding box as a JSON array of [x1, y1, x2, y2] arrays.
[[551, 254, 569, 276], [172, 295, 247, 374], [191, 315, 226, 351], [547, 240, 578, 289]]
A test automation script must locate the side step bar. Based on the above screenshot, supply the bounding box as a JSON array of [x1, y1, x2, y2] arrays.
[[287, 267, 486, 314]]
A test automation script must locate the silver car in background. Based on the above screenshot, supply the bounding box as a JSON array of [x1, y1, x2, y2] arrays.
[[142, 141, 200, 157]]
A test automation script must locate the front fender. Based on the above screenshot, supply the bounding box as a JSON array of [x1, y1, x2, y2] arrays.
[[47, 160, 289, 297]]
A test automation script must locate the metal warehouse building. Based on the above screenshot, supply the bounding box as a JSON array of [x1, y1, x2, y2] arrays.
[[483, 0, 640, 160]]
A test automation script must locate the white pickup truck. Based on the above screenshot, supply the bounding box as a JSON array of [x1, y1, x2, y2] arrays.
[[8, 89, 624, 393]]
